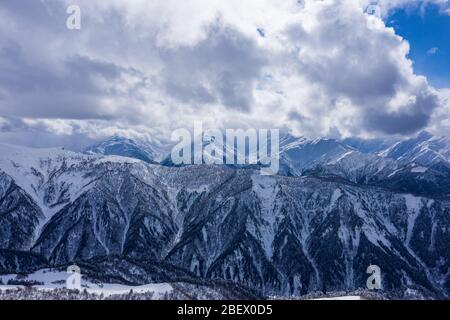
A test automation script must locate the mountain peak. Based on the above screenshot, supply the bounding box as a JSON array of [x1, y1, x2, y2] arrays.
[[380, 131, 450, 166], [416, 130, 434, 141], [84, 136, 160, 164]]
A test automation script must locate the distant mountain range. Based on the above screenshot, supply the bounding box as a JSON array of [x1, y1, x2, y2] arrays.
[[84, 135, 172, 163], [84, 130, 450, 168], [1, 131, 450, 299], [84, 132, 450, 196]]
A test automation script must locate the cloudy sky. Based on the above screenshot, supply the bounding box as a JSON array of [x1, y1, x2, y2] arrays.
[[0, 0, 449, 149]]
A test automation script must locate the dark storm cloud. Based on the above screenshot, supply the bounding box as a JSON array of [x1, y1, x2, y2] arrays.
[[159, 26, 267, 112], [0, 40, 139, 119], [0, 0, 448, 143], [365, 90, 439, 135], [0, 116, 97, 150], [0, 116, 28, 132], [285, 2, 441, 135]]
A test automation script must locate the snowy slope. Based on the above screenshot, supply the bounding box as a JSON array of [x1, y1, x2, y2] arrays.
[[0, 269, 173, 298], [380, 131, 450, 166], [84, 136, 171, 163], [1, 142, 450, 299]]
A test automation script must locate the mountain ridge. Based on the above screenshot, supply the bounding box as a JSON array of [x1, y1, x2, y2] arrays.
[[1, 141, 450, 298]]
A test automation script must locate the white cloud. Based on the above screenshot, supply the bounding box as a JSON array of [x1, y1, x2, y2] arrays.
[[428, 89, 450, 135], [427, 47, 439, 55], [0, 0, 448, 145]]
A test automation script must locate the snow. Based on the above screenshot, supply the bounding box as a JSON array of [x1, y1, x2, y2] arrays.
[[329, 151, 354, 164], [251, 174, 278, 258], [95, 155, 141, 164], [387, 168, 401, 178], [0, 143, 141, 229], [280, 136, 309, 151], [411, 166, 428, 173], [404, 194, 422, 245], [405, 194, 422, 212], [379, 132, 450, 167], [2, 136, 450, 299], [84, 135, 172, 163], [312, 296, 364, 300], [330, 188, 342, 207], [0, 269, 173, 298], [361, 218, 393, 252]]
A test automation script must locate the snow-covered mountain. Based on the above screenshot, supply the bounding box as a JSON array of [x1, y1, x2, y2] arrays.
[[342, 137, 394, 154], [161, 133, 358, 175], [380, 131, 450, 166], [280, 136, 354, 176], [86, 132, 450, 191], [84, 136, 171, 163], [1, 140, 450, 299]]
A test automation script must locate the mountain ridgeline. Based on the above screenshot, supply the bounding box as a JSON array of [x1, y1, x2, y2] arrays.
[[1, 131, 450, 299]]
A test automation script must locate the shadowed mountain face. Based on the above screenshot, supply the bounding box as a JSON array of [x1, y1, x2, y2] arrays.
[[1, 139, 450, 299], [380, 131, 450, 166], [84, 136, 171, 164], [0, 172, 44, 251], [87, 132, 450, 198]]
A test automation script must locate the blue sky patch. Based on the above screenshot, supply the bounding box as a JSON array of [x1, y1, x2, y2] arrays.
[[387, 4, 450, 88]]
